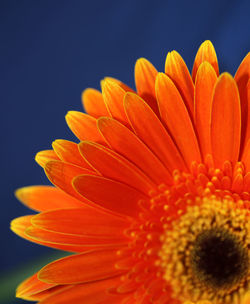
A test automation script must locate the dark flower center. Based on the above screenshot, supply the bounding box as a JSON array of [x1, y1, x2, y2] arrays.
[[191, 228, 249, 289]]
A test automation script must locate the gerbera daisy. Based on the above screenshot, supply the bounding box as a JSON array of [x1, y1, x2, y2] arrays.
[[11, 40, 250, 304]]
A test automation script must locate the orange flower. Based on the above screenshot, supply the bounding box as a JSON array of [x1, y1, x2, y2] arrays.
[[11, 40, 250, 304]]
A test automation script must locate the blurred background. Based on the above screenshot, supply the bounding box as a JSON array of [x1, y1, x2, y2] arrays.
[[1, 0, 250, 303]]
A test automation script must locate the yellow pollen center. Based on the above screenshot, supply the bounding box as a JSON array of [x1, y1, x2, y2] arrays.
[[158, 197, 250, 304]]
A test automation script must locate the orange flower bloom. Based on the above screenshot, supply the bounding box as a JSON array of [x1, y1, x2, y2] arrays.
[[11, 41, 250, 304]]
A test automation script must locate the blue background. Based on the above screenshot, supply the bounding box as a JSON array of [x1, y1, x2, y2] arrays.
[[1, 0, 250, 303]]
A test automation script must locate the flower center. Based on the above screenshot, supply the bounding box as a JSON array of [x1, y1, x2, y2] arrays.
[[159, 196, 250, 304], [191, 228, 248, 289]]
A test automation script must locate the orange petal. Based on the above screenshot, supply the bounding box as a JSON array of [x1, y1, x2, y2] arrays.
[[38, 249, 124, 284], [16, 273, 56, 299], [20, 285, 69, 301], [194, 62, 217, 158], [73, 175, 147, 217], [82, 88, 109, 117], [44, 160, 97, 201], [234, 52, 250, 150], [156, 73, 201, 168], [52, 139, 93, 170], [31, 207, 129, 236], [102, 79, 128, 124], [134, 58, 159, 114], [124, 92, 187, 172], [97, 117, 172, 184], [26, 225, 127, 248], [65, 111, 105, 143], [39, 277, 123, 304], [15, 185, 83, 212], [35, 150, 59, 168], [211, 73, 241, 167], [78, 141, 155, 194], [165, 50, 194, 115], [11, 216, 88, 252], [241, 139, 250, 172], [104, 77, 135, 93], [192, 40, 219, 81]]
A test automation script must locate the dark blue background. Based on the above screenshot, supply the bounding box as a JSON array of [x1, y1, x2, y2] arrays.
[[1, 0, 250, 303]]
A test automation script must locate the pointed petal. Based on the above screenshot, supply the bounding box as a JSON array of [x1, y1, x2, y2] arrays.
[[78, 141, 155, 194], [73, 175, 147, 217], [102, 80, 128, 124], [211, 73, 241, 167], [192, 40, 219, 81], [194, 62, 217, 158], [65, 111, 105, 143], [32, 207, 129, 237], [165, 51, 194, 115], [39, 277, 122, 304], [82, 88, 109, 117], [15, 185, 83, 212], [35, 150, 59, 168], [26, 225, 127, 247], [52, 139, 93, 170], [11, 216, 87, 252], [44, 160, 97, 201], [16, 273, 56, 299], [134, 58, 159, 114], [104, 77, 135, 92], [124, 92, 187, 172], [38, 249, 124, 284], [156, 73, 201, 167], [97, 117, 172, 184], [235, 52, 250, 149]]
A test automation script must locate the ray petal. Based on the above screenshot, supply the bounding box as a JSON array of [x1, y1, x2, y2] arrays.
[[192, 40, 219, 81], [82, 88, 109, 117], [97, 117, 172, 184], [52, 139, 93, 170], [65, 111, 105, 143], [124, 92, 187, 172], [38, 249, 125, 284], [134, 58, 159, 114], [211, 73, 241, 167], [73, 175, 147, 217], [15, 185, 83, 212], [165, 50, 194, 115], [31, 207, 129, 236], [156, 73, 201, 168], [234, 52, 250, 150], [35, 150, 59, 168], [78, 141, 155, 194], [194, 62, 217, 158]]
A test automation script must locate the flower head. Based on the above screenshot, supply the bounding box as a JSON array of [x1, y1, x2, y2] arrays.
[[11, 41, 250, 304]]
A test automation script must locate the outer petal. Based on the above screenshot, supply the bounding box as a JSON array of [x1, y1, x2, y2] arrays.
[[165, 50, 194, 115], [97, 117, 172, 184], [52, 139, 93, 170], [15, 185, 83, 212], [194, 62, 217, 158], [134, 58, 159, 114], [39, 277, 123, 304], [104, 77, 135, 93], [102, 80, 128, 124], [35, 150, 59, 168], [44, 160, 97, 202], [31, 207, 130, 236], [234, 52, 250, 151], [211, 73, 241, 167], [124, 92, 187, 172], [73, 175, 147, 217], [82, 88, 109, 117], [156, 73, 201, 168], [192, 40, 219, 81], [65, 111, 105, 144], [38, 249, 125, 284], [78, 141, 155, 194]]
